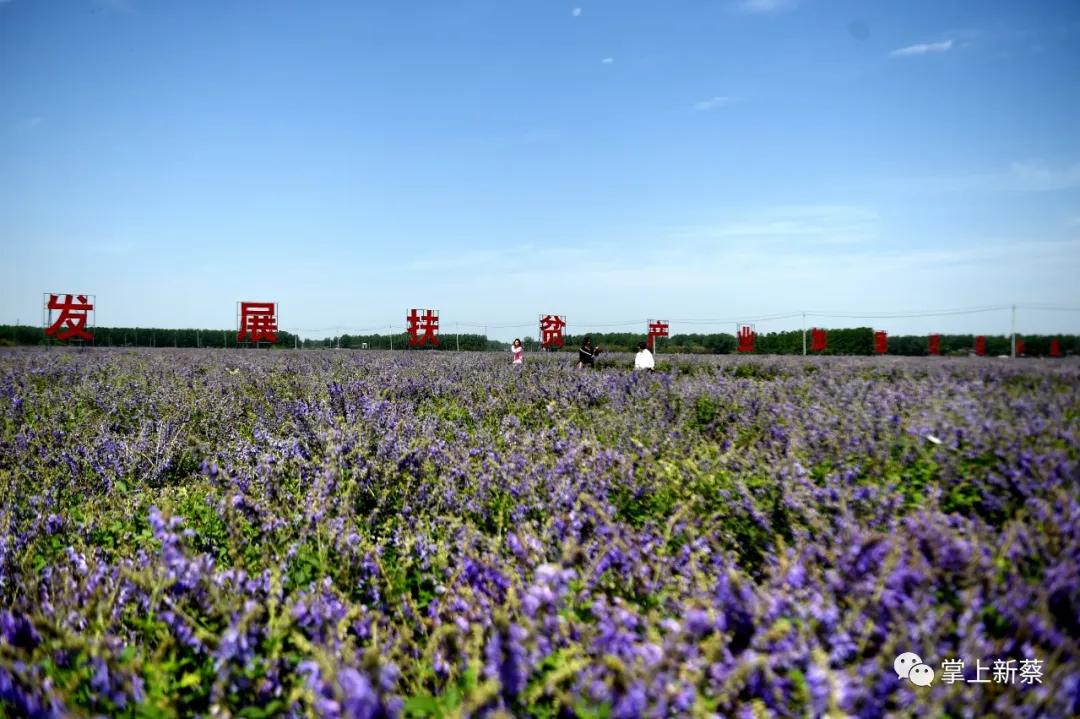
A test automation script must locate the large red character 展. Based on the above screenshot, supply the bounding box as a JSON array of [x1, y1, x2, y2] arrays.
[[540, 315, 566, 349], [810, 327, 827, 353], [737, 325, 755, 353], [407, 309, 439, 347], [237, 302, 278, 343], [647, 320, 669, 351], [45, 294, 94, 342]]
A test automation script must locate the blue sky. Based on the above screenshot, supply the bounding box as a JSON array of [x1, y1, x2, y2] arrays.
[[2, 0, 1079, 340]]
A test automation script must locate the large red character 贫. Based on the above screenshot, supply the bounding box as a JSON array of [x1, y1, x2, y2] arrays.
[[810, 327, 827, 353], [737, 325, 755, 353], [539, 315, 566, 349], [45, 294, 94, 342], [407, 309, 439, 347], [237, 302, 278, 343], [647, 320, 669, 351]]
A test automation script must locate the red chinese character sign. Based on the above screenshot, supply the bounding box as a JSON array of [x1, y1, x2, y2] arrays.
[[1015, 337, 1025, 356], [539, 314, 566, 349], [874, 330, 888, 354], [43, 293, 95, 342], [928, 334, 941, 356], [975, 336, 987, 357], [647, 320, 669, 351], [810, 327, 827, 353], [237, 302, 278, 343], [736, 325, 755, 353], [407, 309, 439, 347], [1050, 338, 1062, 357]]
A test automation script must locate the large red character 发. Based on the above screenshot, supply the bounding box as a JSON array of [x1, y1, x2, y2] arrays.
[[45, 294, 94, 342]]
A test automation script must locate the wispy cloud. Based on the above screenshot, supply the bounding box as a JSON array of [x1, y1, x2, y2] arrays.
[[601, 57, 614, 65], [692, 96, 733, 112], [675, 205, 879, 246], [890, 40, 954, 57], [571, 8, 582, 17], [735, 0, 799, 14], [883, 160, 1080, 194], [18, 116, 44, 131]]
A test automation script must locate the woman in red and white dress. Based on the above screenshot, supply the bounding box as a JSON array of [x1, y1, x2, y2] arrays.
[[511, 338, 524, 366]]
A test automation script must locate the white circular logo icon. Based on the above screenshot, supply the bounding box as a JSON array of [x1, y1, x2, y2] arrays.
[[894, 652, 922, 679]]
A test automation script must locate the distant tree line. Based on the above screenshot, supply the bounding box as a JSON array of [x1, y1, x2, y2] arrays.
[[1, 325, 1076, 356], [0, 325, 300, 349]]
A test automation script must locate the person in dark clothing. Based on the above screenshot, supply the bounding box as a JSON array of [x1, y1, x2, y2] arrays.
[[578, 336, 601, 369]]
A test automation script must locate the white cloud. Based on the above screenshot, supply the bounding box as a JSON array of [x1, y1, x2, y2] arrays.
[[736, 0, 799, 14], [675, 205, 879, 246], [572, 8, 582, 17], [693, 96, 732, 111], [1005, 161, 1080, 192], [890, 40, 954, 57], [883, 160, 1080, 194], [601, 57, 614, 64]]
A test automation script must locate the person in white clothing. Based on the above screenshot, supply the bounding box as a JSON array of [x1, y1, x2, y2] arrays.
[[511, 338, 524, 365], [634, 341, 655, 371]]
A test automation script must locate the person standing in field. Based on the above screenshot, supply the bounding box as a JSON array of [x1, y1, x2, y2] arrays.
[[578, 336, 600, 369], [634, 341, 655, 371], [511, 338, 524, 366]]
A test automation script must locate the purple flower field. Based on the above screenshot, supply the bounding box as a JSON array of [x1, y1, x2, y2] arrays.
[[1, 348, 1078, 718]]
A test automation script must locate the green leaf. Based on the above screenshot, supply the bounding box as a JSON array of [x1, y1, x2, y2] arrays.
[[402, 694, 440, 717]]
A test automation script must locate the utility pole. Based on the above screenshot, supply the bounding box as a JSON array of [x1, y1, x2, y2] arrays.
[[802, 312, 807, 356], [1010, 304, 1016, 359], [389, 326, 393, 351], [456, 323, 460, 352]]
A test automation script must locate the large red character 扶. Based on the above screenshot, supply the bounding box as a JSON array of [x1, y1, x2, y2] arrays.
[[45, 294, 94, 342], [539, 314, 566, 349], [407, 309, 439, 347], [237, 302, 278, 343]]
